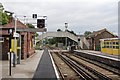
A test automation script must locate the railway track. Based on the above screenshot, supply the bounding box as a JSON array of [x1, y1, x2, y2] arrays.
[[73, 53, 120, 75], [64, 52, 120, 79], [48, 47, 120, 80], [74, 51, 120, 70], [57, 52, 114, 80], [51, 51, 80, 80]]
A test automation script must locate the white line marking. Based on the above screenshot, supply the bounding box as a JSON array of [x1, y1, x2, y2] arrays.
[[75, 50, 120, 61], [48, 50, 60, 79]]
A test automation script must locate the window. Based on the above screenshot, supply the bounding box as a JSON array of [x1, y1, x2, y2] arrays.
[[110, 42, 112, 44], [113, 42, 115, 45], [107, 42, 109, 44], [110, 46, 112, 48], [113, 46, 115, 49], [116, 42, 119, 45], [116, 46, 119, 49]]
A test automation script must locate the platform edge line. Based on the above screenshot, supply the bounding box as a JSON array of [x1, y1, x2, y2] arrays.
[[48, 50, 60, 79]]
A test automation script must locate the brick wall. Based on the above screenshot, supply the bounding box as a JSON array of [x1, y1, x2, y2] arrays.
[[94, 31, 116, 51], [2, 36, 9, 60], [22, 32, 35, 59], [1, 32, 35, 60], [28, 32, 35, 57], [23, 33, 28, 59]]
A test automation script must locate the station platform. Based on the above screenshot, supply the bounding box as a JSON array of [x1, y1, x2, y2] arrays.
[[74, 50, 120, 69], [1, 50, 44, 79], [33, 48, 58, 79], [75, 50, 120, 61]]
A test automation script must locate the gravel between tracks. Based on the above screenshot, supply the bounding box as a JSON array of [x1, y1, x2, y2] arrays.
[[51, 51, 80, 80]]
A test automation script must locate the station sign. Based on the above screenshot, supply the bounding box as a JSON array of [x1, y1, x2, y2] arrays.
[[13, 32, 19, 37], [0, 37, 4, 42]]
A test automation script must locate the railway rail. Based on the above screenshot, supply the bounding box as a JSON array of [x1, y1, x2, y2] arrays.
[[73, 52, 120, 75], [49, 47, 80, 80], [74, 51, 120, 69], [48, 47, 120, 80], [58, 52, 114, 80]]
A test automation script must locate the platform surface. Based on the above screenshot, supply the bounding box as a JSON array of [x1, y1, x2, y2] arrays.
[[33, 48, 57, 79], [75, 50, 120, 61]]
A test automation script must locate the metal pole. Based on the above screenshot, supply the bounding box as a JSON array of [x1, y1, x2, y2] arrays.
[[66, 37, 67, 50], [20, 35, 21, 63], [42, 32, 44, 47], [17, 34, 21, 64], [24, 16, 26, 25], [14, 16, 17, 65], [9, 33, 12, 76], [65, 23, 68, 50]]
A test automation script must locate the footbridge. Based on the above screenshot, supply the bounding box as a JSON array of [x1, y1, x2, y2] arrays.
[[37, 31, 90, 49]]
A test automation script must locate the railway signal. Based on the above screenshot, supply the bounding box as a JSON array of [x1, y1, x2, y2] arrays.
[[32, 14, 37, 18], [37, 19, 45, 28]]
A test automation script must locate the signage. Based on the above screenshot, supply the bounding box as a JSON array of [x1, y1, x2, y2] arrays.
[[13, 32, 19, 37], [0, 37, 4, 42]]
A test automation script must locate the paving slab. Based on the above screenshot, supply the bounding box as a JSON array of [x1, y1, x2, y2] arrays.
[[1, 50, 43, 79]]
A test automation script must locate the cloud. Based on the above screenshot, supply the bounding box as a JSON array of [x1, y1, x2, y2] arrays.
[[1, 0, 119, 35]]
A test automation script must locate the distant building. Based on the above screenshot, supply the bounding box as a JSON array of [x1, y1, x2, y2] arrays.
[[77, 35, 90, 50], [86, 28, 117, 51], [0, 19, 35, 60]]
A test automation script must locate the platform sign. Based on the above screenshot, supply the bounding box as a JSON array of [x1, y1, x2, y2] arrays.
[[0, 37, 4, 42], [13, 32, 19, 37]]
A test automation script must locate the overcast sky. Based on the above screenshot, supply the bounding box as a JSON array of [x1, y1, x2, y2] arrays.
[[1, 0, 119, 35]]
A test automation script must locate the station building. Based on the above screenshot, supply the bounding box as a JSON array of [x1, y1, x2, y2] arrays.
[[0, 19, 35, 60], [86, 28, 117, 51]]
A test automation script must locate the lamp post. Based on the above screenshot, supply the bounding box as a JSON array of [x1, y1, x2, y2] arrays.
[[8, 28, 13, 76], [65, 23, 68, 31], [14, 16, 17, 66], [23, 16, 26, 25], [13, 15, 20, 65], [65, 23, 68, 49]]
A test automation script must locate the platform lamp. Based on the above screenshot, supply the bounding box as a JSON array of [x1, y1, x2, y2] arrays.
[[8, 28, 13, 76], [65, 23, 68, 31], [65, 23, 68, 49]]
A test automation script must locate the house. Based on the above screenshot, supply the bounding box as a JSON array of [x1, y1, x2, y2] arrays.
[[77, 35, 90, 50], [86, 28, 117, 51], [0, 19, 35, 60]]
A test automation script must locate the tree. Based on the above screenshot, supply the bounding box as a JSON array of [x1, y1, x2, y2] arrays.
[[70, 30, 76, 35], [0, 3, 10, 25], [84, 31, 92, 37], [0, 3, 4, 11], [66, 30, 76, 35], [2, 12, 9, 25], [57, 29, 62, 32], [26, 23, 35, 28], [35, 33, 39, 37]]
